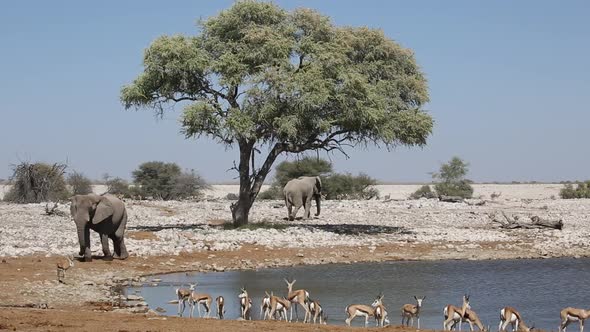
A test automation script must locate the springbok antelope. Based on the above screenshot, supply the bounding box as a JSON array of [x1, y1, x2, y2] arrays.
[[260, 293, 271, 319], [450, 309, 489, 331], [56, 255, 74, 284], [267, 291, 290, 321], [402, 296, 425, 329], [285, 278, 310, 322], [238, 287, 252, 320], [215, 296, 225, 320], [175, 284, 193, 317], [443, 295, 471, 330], [499, 307, 534, 332], [345, 293, 389, 327], [188, 283, 213, 318], [560, 308, 590, 332], [304, 297, 328, 324]]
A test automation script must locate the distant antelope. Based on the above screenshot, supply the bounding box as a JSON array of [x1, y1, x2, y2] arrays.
[[260, 293, 271, 319], [304, 297, 328, 324], [560, 308, 590, 332], [499, 307, 534, 332], [267, 291, 290, 321], [450, 308, 489, 331], [188, 282, 213, 318], [402, 296, 425, 329], [56, 255, 74, 284], [175, 284, 193, 317], [285, 278, 310, 322], [345, 293, 389, 327], [443, 295, 471, 330], [238, 287, 252, 320], [215, 296, 225, 320]]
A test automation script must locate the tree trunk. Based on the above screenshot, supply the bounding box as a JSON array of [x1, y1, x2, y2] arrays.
[[232, 140, 254, 227], [231, 142, 283, 227]]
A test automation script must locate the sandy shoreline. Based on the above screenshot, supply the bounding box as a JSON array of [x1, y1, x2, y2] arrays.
[[0, 184, 587, 331]]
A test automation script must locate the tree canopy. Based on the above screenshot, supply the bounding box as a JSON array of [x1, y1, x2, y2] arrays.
[[121, 1, 433, 225]]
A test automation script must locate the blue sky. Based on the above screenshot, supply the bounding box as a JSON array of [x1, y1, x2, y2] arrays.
[[0, 1, 588, 183]]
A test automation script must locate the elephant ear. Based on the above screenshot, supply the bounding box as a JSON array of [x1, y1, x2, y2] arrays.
[[314, 176, 322, 194], [92, 197, 114, 224]]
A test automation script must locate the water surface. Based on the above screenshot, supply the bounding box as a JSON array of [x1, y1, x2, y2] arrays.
[[128, 258, 590, 329]]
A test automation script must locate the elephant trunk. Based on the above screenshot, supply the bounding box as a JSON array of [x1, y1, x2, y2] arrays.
[[76, 224, 92, 262], [314, 195, 321, 216]]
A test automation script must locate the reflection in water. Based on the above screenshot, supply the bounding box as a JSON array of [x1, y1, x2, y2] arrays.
[[128, 258, 590, 329]]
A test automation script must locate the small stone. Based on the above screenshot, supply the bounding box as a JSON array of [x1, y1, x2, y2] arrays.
[[155, 307, 166, 313], [126, 294, 144, 301], [296, 253, 304, 257], [82, 281, 96, 286]]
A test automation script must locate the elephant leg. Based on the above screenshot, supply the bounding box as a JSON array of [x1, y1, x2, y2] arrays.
[[100, 233, 113, 259], [304, 196, 312, 219], [77, 225, 92, 262], [112, 235, 129, 260], [291, 205, 302, 220]]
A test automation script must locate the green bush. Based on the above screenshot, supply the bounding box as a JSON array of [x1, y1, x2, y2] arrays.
[[132, 162, 208, 200], [431, 157, 473, 199], [103, 175, 132, 197], [560, 181, 590, 199], [274, 157, 332, 188], [434, 180, 474, 198], [257, 186, 282, 200], [67, 171, 93, 195], [323, 173, 379, 200], [261, 158, 378, 200], [410, 185, 437, 199], [4, 162, 69, 203]]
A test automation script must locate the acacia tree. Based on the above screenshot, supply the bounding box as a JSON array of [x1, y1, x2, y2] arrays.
[[121, 1, 433, 226]]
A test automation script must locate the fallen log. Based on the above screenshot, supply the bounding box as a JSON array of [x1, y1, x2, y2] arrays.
[[489, 211, 563, 230], [439, 195, 464, 203]]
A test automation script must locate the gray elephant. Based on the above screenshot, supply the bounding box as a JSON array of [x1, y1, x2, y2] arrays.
[[283, 176, 321, 221], [69, 194, 128, 262]]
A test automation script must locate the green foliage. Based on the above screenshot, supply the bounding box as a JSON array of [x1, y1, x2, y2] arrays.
[[560, 181, 590, 199], [410, 185, 437, 199], [434, 181, 474, 199], [132, 162, 208, 200], [274, 157, 332, 188], [323, 173, 379, 200], [432, 157, 473, 199], [67, 171, 93, 195], [103, 175, 132, 197], [257, 185, 282, 200], [433, 157, 469, 183], [121, 1, 433, 224], [4, 162, 69, 203], [261, 158, 378, 200]]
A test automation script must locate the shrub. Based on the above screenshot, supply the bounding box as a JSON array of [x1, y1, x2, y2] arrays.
[[323, 173, 379, 200], [434, 181, 474, 198], [560, 181, 590, 199], [132, 162, 208, 200], [104, 176, 132, 197], [170, 170, 209, 200], [410, 185, 437, 199], [67, 171, 93, 195], [274, 157, 332, 189], [257, 186, 282, 200], [431, 157, 473, 199], [4, 162, 69, 203]]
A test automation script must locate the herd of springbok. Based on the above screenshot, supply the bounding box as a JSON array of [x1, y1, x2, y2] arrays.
[[173, 281, 590, 331]]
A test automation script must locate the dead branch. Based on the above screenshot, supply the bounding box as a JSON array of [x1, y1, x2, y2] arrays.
[[489, 211, 563, 230], [44, 202, 66, 217]]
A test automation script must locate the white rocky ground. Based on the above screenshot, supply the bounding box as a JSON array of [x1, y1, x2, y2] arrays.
[[0, 184, 588, 259]]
